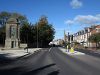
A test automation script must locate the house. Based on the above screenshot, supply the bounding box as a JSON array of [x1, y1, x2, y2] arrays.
[[73, 25, 100, 47]]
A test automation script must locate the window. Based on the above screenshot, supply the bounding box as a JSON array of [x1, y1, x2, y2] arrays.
[[96, 28, 100, 32]]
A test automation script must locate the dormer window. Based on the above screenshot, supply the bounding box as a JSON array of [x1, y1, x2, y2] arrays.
[[96, 28, 100, 32]]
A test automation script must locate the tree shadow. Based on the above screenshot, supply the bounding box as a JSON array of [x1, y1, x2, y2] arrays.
[[0, 53, 15, 65], [48, 70, 59, 75], [23, 63, 56, 75]]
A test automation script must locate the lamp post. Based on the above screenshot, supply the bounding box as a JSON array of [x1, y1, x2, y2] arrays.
[[37, 24, 38, 48], [26, 32, 28, 53]]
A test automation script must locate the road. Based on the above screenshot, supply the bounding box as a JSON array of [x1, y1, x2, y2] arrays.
[[0, 47, 100, 75]]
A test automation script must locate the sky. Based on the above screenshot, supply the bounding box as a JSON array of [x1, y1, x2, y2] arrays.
[[0, 0, 100, 40]]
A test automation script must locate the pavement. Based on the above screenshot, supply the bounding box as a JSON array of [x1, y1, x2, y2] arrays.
[[94, 50, 100, 54], [59, 47, 85, 55], [88, 49, 100, 54], [0, 48, 42, 58]]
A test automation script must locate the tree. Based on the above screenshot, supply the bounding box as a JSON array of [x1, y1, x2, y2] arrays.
[[0, 11, 11, 26], [88, 33, 100, 48], [20, 22, 32, 43], [0, 12, 55, 48], [10, 12, 28, 25], [36, 16, 55, 47], [0, 11, 27, 26], [0, 26, 5, 45]]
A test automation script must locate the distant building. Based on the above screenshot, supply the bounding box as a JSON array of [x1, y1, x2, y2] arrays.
[[52, 39, 64, 46], [73, 25, 100, 47]]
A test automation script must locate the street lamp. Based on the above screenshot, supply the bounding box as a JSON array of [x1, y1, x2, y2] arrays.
[[37, 24, 38, 48], [26, 32, 28, 53]]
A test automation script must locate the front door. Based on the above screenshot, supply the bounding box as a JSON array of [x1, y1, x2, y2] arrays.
[[11, 41, 14, 48]]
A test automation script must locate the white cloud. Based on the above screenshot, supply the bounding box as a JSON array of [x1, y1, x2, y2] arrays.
[[70, 0, 83, 9], [65, 14, 100, 25], [96, 14, 100, 18], [74, 15, 100, 24], [65, 20, 74, 25]]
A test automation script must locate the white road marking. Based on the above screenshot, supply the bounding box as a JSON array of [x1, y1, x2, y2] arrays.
[[49, 47, 52, 52]]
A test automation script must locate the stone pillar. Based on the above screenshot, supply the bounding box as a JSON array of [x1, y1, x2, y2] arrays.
[[5, 18, 20, 49]]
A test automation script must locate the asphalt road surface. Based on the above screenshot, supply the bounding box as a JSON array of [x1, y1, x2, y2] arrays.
[[0, 47, 100, 75]]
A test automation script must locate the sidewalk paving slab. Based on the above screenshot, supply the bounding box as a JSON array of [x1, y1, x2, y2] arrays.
[[0, 48, 42, 58]]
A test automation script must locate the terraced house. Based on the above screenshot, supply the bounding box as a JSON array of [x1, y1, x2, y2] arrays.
[[73, 25, 100, 47]]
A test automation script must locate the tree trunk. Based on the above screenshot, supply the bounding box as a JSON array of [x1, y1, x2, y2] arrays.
[[98, 42, 100, 48], [96, 42, 98, 50]]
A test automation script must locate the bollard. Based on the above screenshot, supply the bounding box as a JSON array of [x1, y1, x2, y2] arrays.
[[66, 45, 69, 52], [70, 47, 74, 53]]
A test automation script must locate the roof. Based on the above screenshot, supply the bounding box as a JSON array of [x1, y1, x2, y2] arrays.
[[7, 17, 19, 24]]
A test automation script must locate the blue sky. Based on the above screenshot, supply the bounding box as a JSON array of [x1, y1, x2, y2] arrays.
[[0, 0, 100, 40]]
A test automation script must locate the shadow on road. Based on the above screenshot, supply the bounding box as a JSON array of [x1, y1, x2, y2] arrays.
[[0, 54, 15, 65], [23, 63, 57, 75], [48, 70, 59, 75]]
